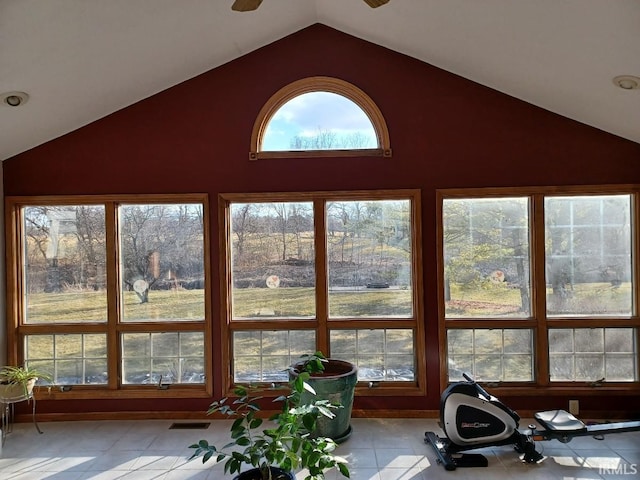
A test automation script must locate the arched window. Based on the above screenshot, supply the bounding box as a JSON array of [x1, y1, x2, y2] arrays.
[[250, 77, 391, 160]]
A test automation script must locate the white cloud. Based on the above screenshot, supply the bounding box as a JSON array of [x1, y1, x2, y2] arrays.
[[272, 92, 374, 132], [263, 91, 377, 150]]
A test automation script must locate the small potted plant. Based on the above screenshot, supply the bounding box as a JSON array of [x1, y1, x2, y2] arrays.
[[189, 367, 350, 480], [0, 365, 53, 401]]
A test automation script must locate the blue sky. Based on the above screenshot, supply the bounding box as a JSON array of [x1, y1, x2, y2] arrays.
[[261, 91, 377, 151]]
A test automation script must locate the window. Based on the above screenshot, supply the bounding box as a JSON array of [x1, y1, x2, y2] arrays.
[[439, 187, 639, 391], [544, 195, 632, 317], [262, 92, 377, 151], [220, 190, 423, 394], [6, 195, 210, 396], [443, 197, 531, 319], [549, 328, 636, 382], [447, 329, 534, 382], [249, 76, 392, 160]]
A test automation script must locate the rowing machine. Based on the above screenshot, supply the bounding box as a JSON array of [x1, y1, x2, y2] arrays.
[[425, 373, 640, 471]]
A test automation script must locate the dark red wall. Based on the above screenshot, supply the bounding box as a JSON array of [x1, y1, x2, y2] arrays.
[[5, 24, 640, 416]]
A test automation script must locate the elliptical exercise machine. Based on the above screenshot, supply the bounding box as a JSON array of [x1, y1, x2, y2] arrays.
[[425, 373, 640, 471]]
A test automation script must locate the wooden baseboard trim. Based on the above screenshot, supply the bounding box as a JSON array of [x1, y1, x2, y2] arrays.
[[16, 408, 636, 423], [18, 409, 440, 423], [352, 409, 439, 418]]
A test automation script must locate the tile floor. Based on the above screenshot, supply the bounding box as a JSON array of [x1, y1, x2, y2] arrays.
[[0, 417, 639, 479]]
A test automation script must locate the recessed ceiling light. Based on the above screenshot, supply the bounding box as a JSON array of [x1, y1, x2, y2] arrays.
[[1, 91, 29, 107], [612, 75, 640, 90]]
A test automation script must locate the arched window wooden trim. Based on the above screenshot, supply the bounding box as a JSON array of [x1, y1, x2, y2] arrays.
[[249, 76, 392, 160]]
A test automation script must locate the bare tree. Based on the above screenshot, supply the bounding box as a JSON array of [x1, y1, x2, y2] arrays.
[[74, 206, 106, 290], [290, 128, 374, 150], [24, 206, 88, 293], [232, 204, 257, 266], [120, 204, 204, 303], [270, 203, 291, 261]]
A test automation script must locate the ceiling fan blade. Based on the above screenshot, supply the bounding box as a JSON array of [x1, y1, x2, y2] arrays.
[[232, 0, 263, 12], [363, 0, 390, 7]]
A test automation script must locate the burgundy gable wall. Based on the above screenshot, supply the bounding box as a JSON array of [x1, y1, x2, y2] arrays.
[[5, 24, 640, 416]]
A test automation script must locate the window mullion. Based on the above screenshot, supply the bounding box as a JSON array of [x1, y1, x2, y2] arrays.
[[634, 193, 640, 318], [532, 194, 550, 387], [314, 199, 329, 353], [105, 201, 120, 390], [8, 205, 25, 365], [634, 193, 640, 379]]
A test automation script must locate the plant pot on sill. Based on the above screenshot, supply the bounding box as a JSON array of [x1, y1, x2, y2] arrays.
[[289, 358, 357, 443], [234, 467, 294, 480]]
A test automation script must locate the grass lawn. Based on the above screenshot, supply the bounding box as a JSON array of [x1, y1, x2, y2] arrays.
[[447, 281, 632, 317], [26, 290, 205, 322], [232, 287, 413, 317], [26, 287, 414, 321]]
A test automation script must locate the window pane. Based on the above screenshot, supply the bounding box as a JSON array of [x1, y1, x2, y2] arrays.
[[447, 329, 533, 382], [262, 92, 377, 151], [25, 334, 108, 385], [119, 204, 205, 322], [330, 329, 414, 381], [443, 198, 531, 318], [233, 330, 316, 383], [545, 195, 632, 317], [549, 328, 637, 382], [121, 332, 204, 384], [230, 202, 315, 319], [23, 206, 107, 323], [327, 200, 413, 318]]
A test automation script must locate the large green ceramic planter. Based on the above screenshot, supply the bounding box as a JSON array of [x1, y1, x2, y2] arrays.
[[289, 359, 358, 443]]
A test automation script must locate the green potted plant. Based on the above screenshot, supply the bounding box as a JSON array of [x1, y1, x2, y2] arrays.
[[289, 352, 357, 443], [0, 365, 53, 400], [189, 366, 350, 480]]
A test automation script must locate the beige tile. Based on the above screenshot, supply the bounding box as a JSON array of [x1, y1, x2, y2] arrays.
[[1, 418, 637, 480]]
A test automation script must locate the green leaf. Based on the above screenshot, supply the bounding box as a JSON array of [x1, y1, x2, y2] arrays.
[[338, 462, 351, 477], [249, 417, 263, 429], [291, 436, 301, 453], [316, 405, 336, 419], [231, 417, 244, 431], [302, 414, 316, 431], [236, 436, 250, 446]]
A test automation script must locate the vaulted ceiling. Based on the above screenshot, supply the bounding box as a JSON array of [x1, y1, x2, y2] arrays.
[[1, 0, 639, 161]]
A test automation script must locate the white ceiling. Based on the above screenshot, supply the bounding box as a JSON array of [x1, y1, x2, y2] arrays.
[[1, 0, 639, 161]]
